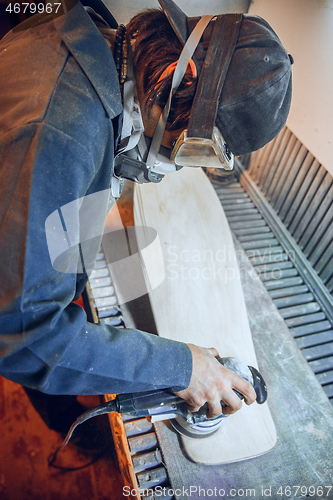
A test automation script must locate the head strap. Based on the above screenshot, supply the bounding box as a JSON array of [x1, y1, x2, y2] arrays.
[[187, 14, 242, 140], [146, 15, 214, 169]]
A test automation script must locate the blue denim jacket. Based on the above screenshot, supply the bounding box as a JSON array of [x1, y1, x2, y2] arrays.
[[0, 2, 191, 395]]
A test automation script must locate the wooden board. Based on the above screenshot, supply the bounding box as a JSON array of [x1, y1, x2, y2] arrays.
[[133, 167, 277, 465]]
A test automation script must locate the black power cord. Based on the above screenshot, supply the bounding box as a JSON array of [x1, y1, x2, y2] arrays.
[[48, 400, 117, 470]]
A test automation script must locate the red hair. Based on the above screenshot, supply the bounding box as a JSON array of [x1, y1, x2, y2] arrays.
[[126, 9, 197, 131]]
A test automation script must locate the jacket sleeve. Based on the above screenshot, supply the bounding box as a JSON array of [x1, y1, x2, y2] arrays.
[[0, 16, 193, 394], [0, 118, 192, 395]]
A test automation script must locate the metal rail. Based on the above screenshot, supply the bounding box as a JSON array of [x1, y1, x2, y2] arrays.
[[211, 171, 333, 405], [247, 126, 333, 294]]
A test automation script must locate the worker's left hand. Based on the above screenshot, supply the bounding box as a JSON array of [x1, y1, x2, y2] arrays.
[[175, 343, 257, 418]]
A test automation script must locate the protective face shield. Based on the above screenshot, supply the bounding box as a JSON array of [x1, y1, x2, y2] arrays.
[[115, 10, 237, 184], [171, 127, 233, 170], [114, 0, 292, 185]]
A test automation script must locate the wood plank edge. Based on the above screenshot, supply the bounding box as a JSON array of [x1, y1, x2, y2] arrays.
[[104, 394, 141, 500]]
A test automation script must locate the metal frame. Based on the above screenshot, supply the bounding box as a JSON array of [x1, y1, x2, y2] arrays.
[[240, 126, 333, 315]]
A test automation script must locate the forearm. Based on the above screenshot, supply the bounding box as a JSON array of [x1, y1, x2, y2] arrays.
[[0, 302, 192, 395]]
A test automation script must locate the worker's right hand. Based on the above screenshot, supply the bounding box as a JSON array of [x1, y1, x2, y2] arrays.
[[175, 344, 256, 418]]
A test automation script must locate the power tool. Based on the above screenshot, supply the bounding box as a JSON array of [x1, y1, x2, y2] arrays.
[[59, 357, 267, 449]]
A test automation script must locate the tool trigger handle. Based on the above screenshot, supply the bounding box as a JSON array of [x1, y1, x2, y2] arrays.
[[248, 365, 267, 404]]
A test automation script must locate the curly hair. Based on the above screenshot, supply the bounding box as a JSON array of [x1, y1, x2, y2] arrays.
[[126, 9, 197, 131]]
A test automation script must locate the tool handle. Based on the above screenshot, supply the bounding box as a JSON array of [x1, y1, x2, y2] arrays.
[[115, 358, 267, 414], [116, 389, 182, 413], [248, 365, 267, 404]]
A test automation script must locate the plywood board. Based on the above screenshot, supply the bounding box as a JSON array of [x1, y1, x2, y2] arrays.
[[133, 167, 277, 465]]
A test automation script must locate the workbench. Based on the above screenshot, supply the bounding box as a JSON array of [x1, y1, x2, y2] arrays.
[[89, 176, 333, 500], [150, 236, 333, 499]]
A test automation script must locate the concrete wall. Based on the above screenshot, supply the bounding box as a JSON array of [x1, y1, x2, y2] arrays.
[[249, 0, 333, 176]]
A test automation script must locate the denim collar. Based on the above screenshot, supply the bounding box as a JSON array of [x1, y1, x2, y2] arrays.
[[53, 1, 122, 119]]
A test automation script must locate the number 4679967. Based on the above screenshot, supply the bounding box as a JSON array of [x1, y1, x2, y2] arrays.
[[6, 3, 61, 14], [277, 485, 332, 497]]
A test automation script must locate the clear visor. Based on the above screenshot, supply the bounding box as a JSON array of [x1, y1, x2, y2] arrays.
[[171, 126, 234, 170]]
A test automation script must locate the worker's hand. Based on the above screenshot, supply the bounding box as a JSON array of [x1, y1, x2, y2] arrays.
[[175, 344, 256, 418]]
